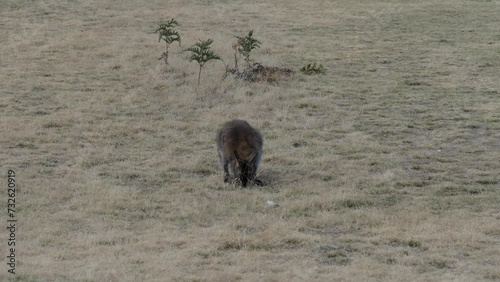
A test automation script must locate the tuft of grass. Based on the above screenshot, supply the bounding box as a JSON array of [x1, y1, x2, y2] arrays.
[[336, 198, 374, 209], [300, 62, 326, 75], [428, 259, 450, 269]]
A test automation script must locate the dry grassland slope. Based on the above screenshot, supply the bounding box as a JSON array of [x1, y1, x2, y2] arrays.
[[0, 0, 499, 281]]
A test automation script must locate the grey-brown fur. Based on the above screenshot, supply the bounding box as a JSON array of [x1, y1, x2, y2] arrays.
[[216, 119, 263, 187]]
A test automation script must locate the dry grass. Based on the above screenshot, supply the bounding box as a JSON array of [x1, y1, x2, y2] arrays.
[[1, 0, 499, 281]]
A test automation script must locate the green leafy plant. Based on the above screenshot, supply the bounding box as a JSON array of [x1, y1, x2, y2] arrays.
[[300, 62, 326, 75], [234, 30, 261, 68], [186, 39, 222, 85], [155, 19, 181, 65]]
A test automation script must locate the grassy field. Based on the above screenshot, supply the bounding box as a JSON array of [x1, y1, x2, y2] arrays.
[[1, 0, 499, 281]]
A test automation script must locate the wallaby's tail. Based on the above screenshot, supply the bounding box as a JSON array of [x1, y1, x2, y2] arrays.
[[234, 149, 256, 166]]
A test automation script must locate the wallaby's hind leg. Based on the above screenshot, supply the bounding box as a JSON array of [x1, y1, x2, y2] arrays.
[[239, 159, 264, 187], [249, 150, 263, 186], [239, 161, 249, 187], [222, 160, 230, 183], [217, 136, 231, 183]]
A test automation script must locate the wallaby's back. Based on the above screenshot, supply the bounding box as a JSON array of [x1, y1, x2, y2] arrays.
[[216, 119, 263, 186]]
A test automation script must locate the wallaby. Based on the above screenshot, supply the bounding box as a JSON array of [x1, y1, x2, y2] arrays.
[[216, 119, 263, 187]]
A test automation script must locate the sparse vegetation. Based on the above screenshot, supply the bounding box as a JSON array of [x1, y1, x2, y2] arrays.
[[1, 0, 499, 281], [230, 62, 294, 82], [155, 18, 181, 65], [226, 30, 293, 82], [155, 27, 291, 84], [185, 39, 222, 85], [233, 30, 261, 68]]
